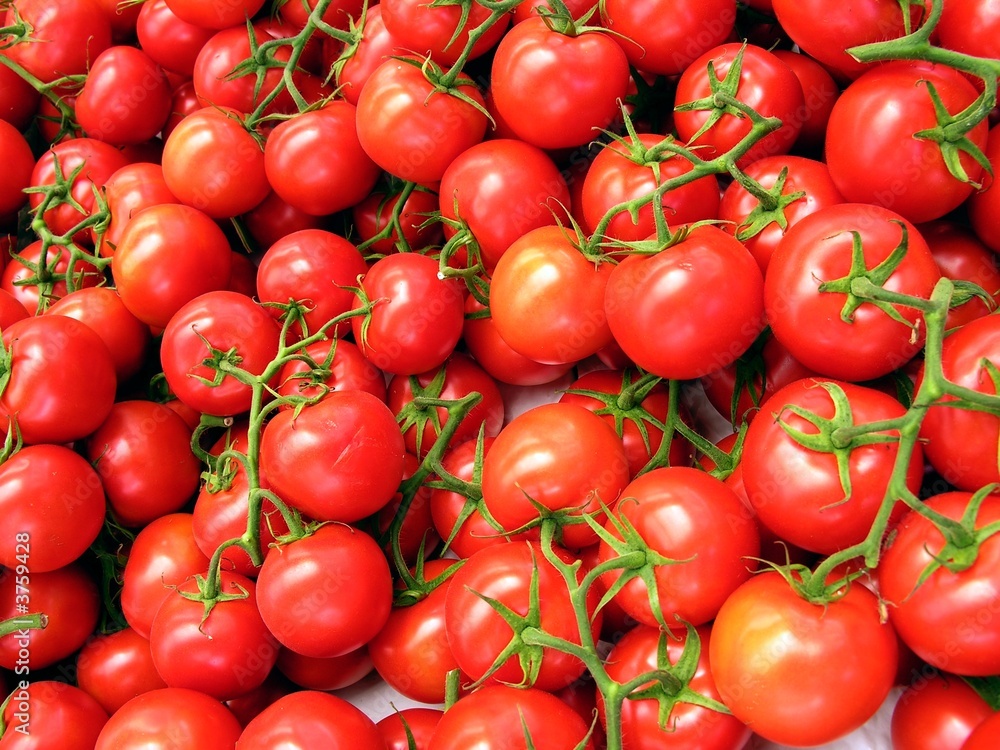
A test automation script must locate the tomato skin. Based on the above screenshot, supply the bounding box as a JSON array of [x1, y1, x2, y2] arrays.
[[918, 315, 1000, 491], [256, 524, 393, 658], [0, 119, 33, 222], [764, 203, 941, 382], [771, 50, 840, 151], [164, 0, 265, 31], [605, 224, 766, 380], [1, 315, 117, 446], [1, 240, 103, 315], [92, 161, 180, 259], [112, 203, 232, 329], [382, 0, 508, 67], [0, 52, 40, 130], [160, 291, 282, 417], [275, 338, 388, 407], [4, 0, 112, 83], [76, 46, 172, 145], [237, 691, 387, 749], [920, 220, 1000, 330], [377, 708, 443, 750], [968, 125, 1000, 254], [276, 645, 373, 691], [95, 687, 243, 750], [891, 672, 994, 750], [710, 571, 899, 747], [260, 390, 405, 523], [192, 25, 287, 113], [356, 59, 488, 184], [0, 445, 104, 572], [489, 225, 616, 366], [0, 681, 108, 750], [428, 684, 596, 750], [598, 624, 752, 750], [351, 252, 466, 376], [76, 627, 169, 715], [333, 4, 405, 106], [879, 492, 1000, 677], [0, 290, 28, 329], [825, 61, 988, 224]]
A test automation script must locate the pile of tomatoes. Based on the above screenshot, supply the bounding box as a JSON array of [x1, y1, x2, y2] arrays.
[[1, 0, 1000, 748]]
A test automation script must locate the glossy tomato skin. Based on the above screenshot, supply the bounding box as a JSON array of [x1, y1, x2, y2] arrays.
[[917, 315, 1000, 491], [333, 4, 405, 105], [825, 61, 988, 224], [0, 445, 105, 572], [1, 315, 117, 445], [260, 390, 405, 523], [95, 687, 243, 750], [76, 627, 168, 715], [160, 291, 282, 417], [482, 402, 631, 549], [710, 572, 899, 747], [91, 161, 180, 259], [256, 524, 393, 658], [598, 624, 752, 750], [0, 52, 40, 130], [920, 220, 1000, 330], [275, 645, 373, 692], [490, 17, 629, 150], [381, 0, 508, 67], [4, 0, 112, 83], [428, 684, 596, 750], [891, 672, 994, 750], [351, 252, 466, 375], [605, 224, 766, 380], [879, 492, 1000, 676], [764, 203, 941, 382], [1, 240, 103, 315], [164, 0, 265, 30], [0, 681, 108, 750], [237, 691, 387, 749]]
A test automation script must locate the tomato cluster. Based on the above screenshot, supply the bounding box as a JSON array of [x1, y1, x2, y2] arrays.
[[1, 0, 1000, 748]]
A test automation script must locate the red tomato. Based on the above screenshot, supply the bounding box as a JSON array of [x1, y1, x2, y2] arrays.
[[0, 681, 107, 750], [1, 315, 117, 445], [604, 224, 766, 380], [91, 161, 180, 258], [825, 61, 988, 224], [163, 0, 265, 30], [0, 290, 28, 328], [275, 646, 373, 692], [920, 220, 1000, 330], [264, 102, 381, 216], [332, 4, 405, 105], [356, 59, 488, 184], [939, 0, 1000, 59], [256, 524, 393, 658], [95, 688, 242, 750], [351, 252, 466, 375], [0, 52, 39, 129], [191, 25, 289, 113], [378, 452, 439, 565], [0, 119, 33, 222], [490, 17, 629, 150], [260, 390, 405, 523], [1, 240, 103, 314], [381, 0, 509, 67], [377, 708, 443, 750], [879, 491, 1000, 676], [764, 203, 941, 382], [237, 691, 385, 749], [892, 672, 994, 750], [482, 402, 631, 549], [275, 338, 388, 407], [710, 571, 899, 746], [243, 189, 325, 251], [3, 0, 111, 83], [0, 444, 104, 572], [771, 49, 840, 151], [77, 627, 168, 715]]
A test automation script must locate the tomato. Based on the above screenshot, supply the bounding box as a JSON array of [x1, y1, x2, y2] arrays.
[[0, 444, 104, 572], [490, 17, 629, 150], [161, 107, 269, 219], [764, 203, 941, 382], [0, 291, 27, 329], [150, 571, 278, 700], [351, 252, 466, 375], [276, 645, 373, 691], [825, 61, 988, 224], [771, 49, 840, 152], [160, 291, 282, 417], [920, 220, 1000, 330], [377, 708, 443, 750], [0, 119, 33, 223], [255, 228, 368, 339], [243, 190, 325, 251], [1, 315, 117, 445], [891, 672, 994, 750], [192, 25, 289, 114], [333, 4, 405, 106], [938, 0, 1000, 59], [428, 684, 596, 750], [717, 155, 845, 274], [256, 523, 393, 658], [162, 80, 204, 141], [92, 161, 180, 258], [604, 224, 766, 380], [879, 491, 1000, 676], [29, 137, 129, 240], [512, 0, 593, 23], [482, 402, 630, 549], [1, 240, 103, 314], [112, 203, 232, 328], [95, 688, 242, 750], [742, 378, 921, 554], [710, 571, 899, 746], [275, 338, 387, 407], [0, 563, 99, 670], [237, 691, 386, 749], [76, 627, 169, 715], [369, 558, 461, 703], [968, 125, 1000, 254], [438, 139, 571, 270], [76, 46, 172, 145], [260, 390, 405, 522], [0, 52, 39, 130], [601, 0, 736, 77], [381, 0, 508, 67], [598, 624, 752, 750], [352, 185, 443, 255], [0, 681, 107, 750], [163, 0, 265, 31], [489, 225, 615, 365], [3, 0, 111, 83], [356, 59, 488, 184], [121, 513, 210, 639], [674, 43, 805, 167]]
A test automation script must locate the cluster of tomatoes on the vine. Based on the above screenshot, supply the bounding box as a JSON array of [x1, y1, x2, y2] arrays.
[[1, 0, 1000, 748]]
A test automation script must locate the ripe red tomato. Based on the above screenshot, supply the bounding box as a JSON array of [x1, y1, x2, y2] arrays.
[[136, 0, 214, 76], [1, 240, 103, 315], [920, 220, 1000, 330], [237, 691, 385, 749], [961, 711, 1000, 750], [0, 119, 33, 223], [163, 0, 265, 30], [332, 4, 405, 105], [3, 0, 112, 83], [95, 688, 242, 750], [275, 646, 373, 692], [92, 161, 180, 258], [0, 681, 108, 750], [382, 0, 509, 66], [76, 627, 168, 715], [275, 338, 388, 407], [891, 672, 994, 750]]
